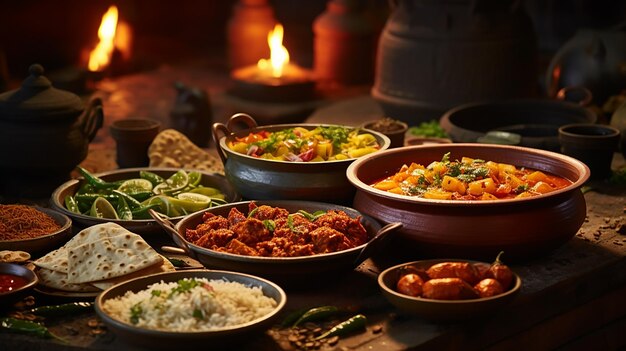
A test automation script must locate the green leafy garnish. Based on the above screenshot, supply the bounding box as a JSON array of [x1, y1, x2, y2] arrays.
[[408, 120, 448, 138], [248, 207, 259, 218], [169, 278, 201, 296], [515, 184, 530, 193], [263, 219, 276, 232], [151, 290, 162, 297], [297, 210, 326, 221], [193, 309, 204, 320], [130, 303, 143, 324]]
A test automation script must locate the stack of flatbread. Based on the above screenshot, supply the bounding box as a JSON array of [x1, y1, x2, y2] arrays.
[[148, 129, 224, 174], [33, 222, 175, 292]]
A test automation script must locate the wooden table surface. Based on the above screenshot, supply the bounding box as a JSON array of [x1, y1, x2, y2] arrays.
[[1, 66, 625, 351]]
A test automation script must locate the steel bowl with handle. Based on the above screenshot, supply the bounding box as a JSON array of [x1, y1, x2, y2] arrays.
[[212, 113, 390, 204], [150, 201, 402, 285]]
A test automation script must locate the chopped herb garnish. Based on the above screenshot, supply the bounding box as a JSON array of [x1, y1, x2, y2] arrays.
[[130, 303, 142, 324], [297, 209, 326, 221], [287, 214, 304, 234], [515, 184, 530, 193], [151, 290, 162, 297], [169, 278, 201, 297], [193, 309, 204, 320], [263, 219, 276, 232], [248, 207, 259, 218], [441, 152, 450, 164]]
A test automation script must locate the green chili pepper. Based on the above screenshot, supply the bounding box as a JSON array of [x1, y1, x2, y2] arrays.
[[64, 195, 81, 214], [25, 302, 94, 317], [0, 317, 67, 343], [127, 191, 153, 202], [140, 170, 165, 186], [74, 193, 119, 205], [280, 308, 310, 328], [131, 203, 162, 219], [293, 306, 339, 327], [115, 195, 133, 220], [313, 314, 367, 341], [77, 166, 122, 189], [111, 189, 142, 209]]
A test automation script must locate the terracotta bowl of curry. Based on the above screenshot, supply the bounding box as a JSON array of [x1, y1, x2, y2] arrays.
[[212, 113, 390, 205], [152, 200, 402, 285], [346, 143, 590, 260]]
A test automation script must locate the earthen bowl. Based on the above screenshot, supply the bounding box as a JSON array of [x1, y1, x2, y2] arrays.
[[378, 259, 521, 321], [346, 143, 591, 260], [212, 113, 390, 204]]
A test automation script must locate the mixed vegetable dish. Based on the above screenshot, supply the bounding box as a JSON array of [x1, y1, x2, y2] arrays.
[[227, 126, 381, 162], [371, 152, 572, 200]]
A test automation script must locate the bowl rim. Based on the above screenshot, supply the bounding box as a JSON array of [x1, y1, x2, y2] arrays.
[[378, 258, 522, 305], [217, 123, 391, 165], [94, 269, 287, 336], [346, 143, 591, 207], [0, 262, 39, 296], [174, 200, 382, 263], [0, 206, 72, 244], [50, 167, 239, 224]]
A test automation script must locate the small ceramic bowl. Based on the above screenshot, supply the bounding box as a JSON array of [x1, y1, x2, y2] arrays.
[[0, 263, 39, 306], [378, 259, 521, 321], [0, 207, 72, 256]]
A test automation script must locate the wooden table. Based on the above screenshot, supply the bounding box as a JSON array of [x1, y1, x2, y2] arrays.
[[1, 66, 625, 350]]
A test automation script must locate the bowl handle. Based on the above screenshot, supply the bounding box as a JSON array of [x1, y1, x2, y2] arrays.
[[212, 113, 259, 165], [212, 122, 231, 164], [148, 209, 195, 259], [354, 222, 403, 266], [226, 112, 258, 131]]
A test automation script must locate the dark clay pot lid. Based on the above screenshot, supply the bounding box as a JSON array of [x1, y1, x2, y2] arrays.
[[0, 64, 84, 121]]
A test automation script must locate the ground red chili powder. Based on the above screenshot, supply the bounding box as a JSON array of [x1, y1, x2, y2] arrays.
[[0, 205, 62, 240]]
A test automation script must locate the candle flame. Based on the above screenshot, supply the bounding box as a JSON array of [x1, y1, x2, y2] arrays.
[[257, 24, 290, 78]]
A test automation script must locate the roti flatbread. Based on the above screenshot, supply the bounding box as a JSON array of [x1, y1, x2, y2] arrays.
[[67, 231, 163, 284], [90, 255, 175, 290], [34, 222, 128, 273], [34, 222, 165, 291], [37, 267, 100, 292], [0, 250, 30, 263]]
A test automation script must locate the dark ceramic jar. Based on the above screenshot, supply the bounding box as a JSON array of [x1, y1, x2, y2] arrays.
[[0, 64, 103, 197]]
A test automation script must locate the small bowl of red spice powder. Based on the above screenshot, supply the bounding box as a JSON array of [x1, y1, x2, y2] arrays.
[[0, 205, 72, 255]]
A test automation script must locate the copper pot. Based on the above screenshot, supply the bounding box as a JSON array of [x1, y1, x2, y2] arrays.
[[346, 143, 590, 260]]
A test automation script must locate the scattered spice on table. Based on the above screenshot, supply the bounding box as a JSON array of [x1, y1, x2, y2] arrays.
[[0, 205, 61, 240]]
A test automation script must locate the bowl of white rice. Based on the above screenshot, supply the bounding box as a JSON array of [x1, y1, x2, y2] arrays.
[[95, 270, 286, 349]]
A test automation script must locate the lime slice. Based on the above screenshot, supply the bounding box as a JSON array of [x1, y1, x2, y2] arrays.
[[188, 171, 202, 187], [189, 186, 222, 197], [117, 178, 153, 194], [153, 171, 189, 195], [165, 170, 189, 190], [175, 192, 212, 212], [141, 196, 182, 217], [90, 197, 119, 219]]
